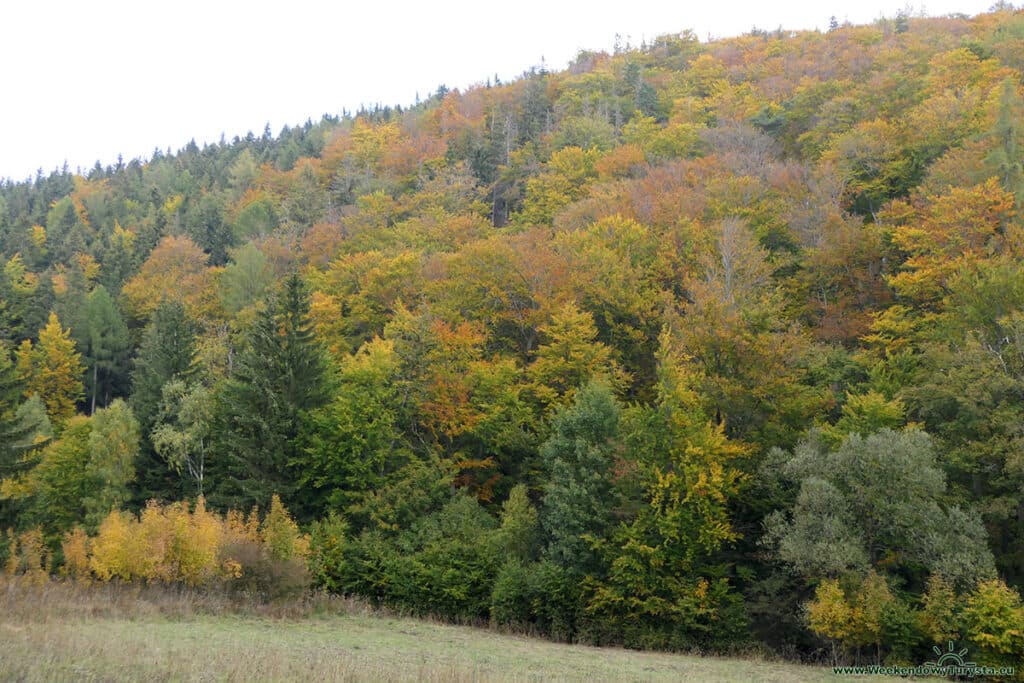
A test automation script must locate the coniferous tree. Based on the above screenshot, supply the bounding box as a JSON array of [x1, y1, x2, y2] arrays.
[[212, 273, 331, 512], [82, 286, 131, 414], [130, 300, 197, 501], [0, 344, 35, 475], [0, 344, 49, 528], [0, 253, 38, 344], [130, 300, 197, 437]]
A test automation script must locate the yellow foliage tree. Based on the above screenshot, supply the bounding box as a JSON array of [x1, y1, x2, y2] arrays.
[[16, 312, 84, 426], [88, 510, 137, 581], [60, 526, 91, 583], [807, 579, 853, 663], [121, 235, 222, 323], [262, 494, 307, 562]]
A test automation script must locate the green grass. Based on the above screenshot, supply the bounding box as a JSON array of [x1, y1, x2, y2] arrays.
[[0, 580, 900, 682]]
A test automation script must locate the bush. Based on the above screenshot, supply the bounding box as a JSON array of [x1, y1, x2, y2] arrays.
[[387, 496, 501, 621], [490, 562, 535, 629], [490, 560, 581, 641], [79, 496, 309, 600], [308, 512, 348, 593], [0, 530, 9, 572], [3, 528, 50, 585], [963, 579, 1024, 676], [218, 539, 310, 601], [581, 576, 749, 651], [336, 495, 503, 622], [880, 596, 922, 665], [60, 526, 90, 582]]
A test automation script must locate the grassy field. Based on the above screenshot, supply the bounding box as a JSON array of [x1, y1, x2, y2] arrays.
[[0, 580, 899, 682]]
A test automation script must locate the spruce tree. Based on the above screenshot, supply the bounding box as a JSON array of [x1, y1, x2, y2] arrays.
[[0, 343, 50, 528], [212, 273, 331, 512], [82, 286, 131, 414], [0, 344, 46, 477], [130, 300, 197, 436], [129, 300, 197, 501]]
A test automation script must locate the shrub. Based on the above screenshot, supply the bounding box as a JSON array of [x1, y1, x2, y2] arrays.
[[60, 526, 90, 582], [308, 512, 348, 593], [386, 496, 501, 621], [490, 560, 582, 641], [337, 495, 503, 622], [962, 579, 1024, 675], [218, 539, 310, 601], [4, 527, 50, 585], [82, 495, 309, 599], [918, 574, 961, 644], [490, 562, 535, 629], [88, 511, 137, 581], [262, 494, 307, 562]]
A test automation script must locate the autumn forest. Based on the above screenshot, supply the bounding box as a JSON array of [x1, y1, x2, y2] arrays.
[[1, 8, 1024, 672]]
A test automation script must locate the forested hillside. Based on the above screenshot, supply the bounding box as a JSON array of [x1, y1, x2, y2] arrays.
[[2, 8, 1024, 670]]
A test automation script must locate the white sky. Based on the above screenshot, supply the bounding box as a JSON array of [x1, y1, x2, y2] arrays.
[[0, 0, 997, 181]]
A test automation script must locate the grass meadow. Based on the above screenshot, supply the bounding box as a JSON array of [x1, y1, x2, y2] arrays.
[[0, 579, 900, 682]]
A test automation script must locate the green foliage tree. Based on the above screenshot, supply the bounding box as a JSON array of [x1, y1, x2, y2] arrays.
[[82, 285, 131, 414], [212, 273, 332, 511], [3, 11, 1024, 662], [962, 579, 1024, 671], [130, 300, 198, 438], [585, 332, 748, 648], [151, 380, 214, 496], [497, 484, 539, 564], [2, 416, 90, 535], [82, 399, 139, 528], [764, 429, 996, 588], [300, 337, 408, 519], [984, 78, 1024, 201], [1, 400, 138, 535], [540, 380, 622, 575], [219, 242, 274, 314]]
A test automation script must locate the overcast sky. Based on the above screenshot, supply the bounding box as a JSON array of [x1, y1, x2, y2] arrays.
[[0, 0, 997, 181]]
